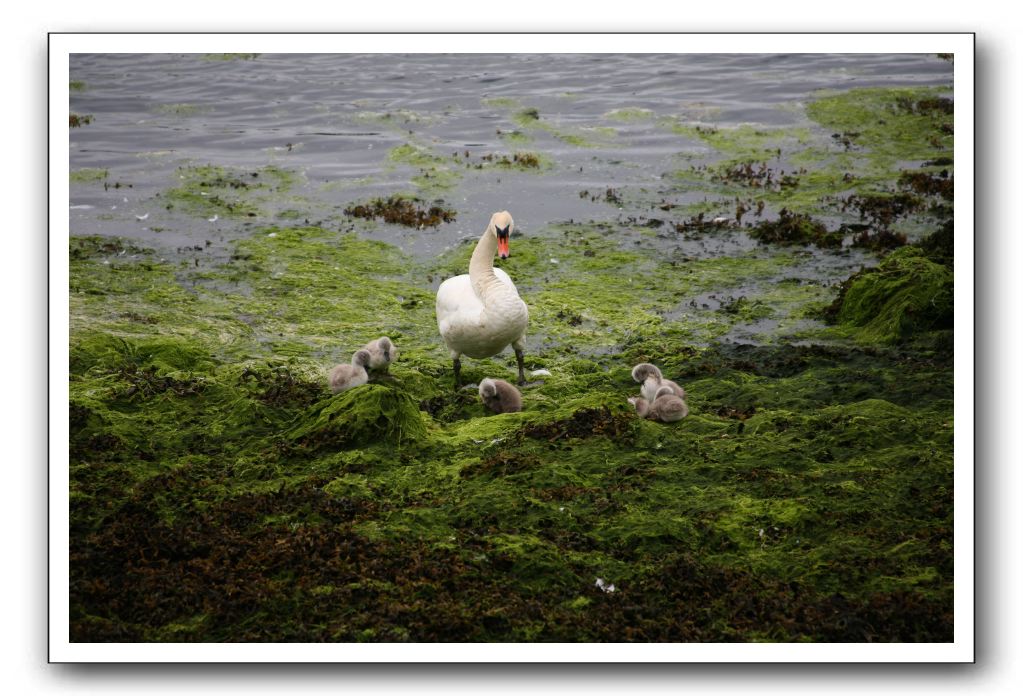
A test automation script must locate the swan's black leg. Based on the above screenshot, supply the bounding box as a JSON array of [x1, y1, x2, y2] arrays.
[[453, 357, 462, 389], [514, 347, 526, 386]]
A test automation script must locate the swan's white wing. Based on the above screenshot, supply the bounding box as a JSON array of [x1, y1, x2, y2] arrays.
[[436, 274, 482, 336], [437, 275, 476, 317], [493, 267, 520, 295]]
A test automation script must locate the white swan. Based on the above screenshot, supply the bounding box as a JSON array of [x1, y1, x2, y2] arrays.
[[436, 211, 529, 387]]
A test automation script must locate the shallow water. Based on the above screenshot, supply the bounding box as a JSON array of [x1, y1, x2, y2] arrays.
[[69, 53, 952, 260]]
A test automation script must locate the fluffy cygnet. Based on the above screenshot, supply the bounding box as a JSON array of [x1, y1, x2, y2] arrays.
[[328, 349, 371, 394], [629, 385, 689, 423], [478, 377, 523, 414], [632, 362, 686, 402], [362, 336, 397, 372]]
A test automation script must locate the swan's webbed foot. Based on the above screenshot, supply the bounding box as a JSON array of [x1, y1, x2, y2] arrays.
[[514, 347, 526, 386]]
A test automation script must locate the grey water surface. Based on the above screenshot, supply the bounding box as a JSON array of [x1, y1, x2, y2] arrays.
[[68, 52, 952, 262]]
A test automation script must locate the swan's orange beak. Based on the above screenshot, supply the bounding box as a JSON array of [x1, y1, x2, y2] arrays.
[[496, 225, 510, 259]]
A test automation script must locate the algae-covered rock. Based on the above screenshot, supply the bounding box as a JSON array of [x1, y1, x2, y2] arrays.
[[287, 384, 427, 449], [70, 334, 216, 376], [827, 247, 953, 343]]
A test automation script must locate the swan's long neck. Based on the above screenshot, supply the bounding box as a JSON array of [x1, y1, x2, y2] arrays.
[[469, 226, 508, 304]]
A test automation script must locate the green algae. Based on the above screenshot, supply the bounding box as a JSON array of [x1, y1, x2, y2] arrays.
[[287, 384, 427, 450], [483, 98, 612, 148], [496, 129, 532, 145], [70, 168, 108, 184], [806, 87, 953, 164], [666, 121, 812, 162], [825, 247, 953, 344], [161, 164, 298, 219], [69, 231, 953, 640], [388, 143, 440, 167], [654, 86, 953, 238], [153, 103, 205, 117], [605, 108, 655, 122], [69, 80, 86, 91], [482, 97, 519, 109], [387, 142, 463, 193]]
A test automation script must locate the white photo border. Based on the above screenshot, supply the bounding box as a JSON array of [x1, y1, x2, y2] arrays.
[[50, 31, 974, 663]]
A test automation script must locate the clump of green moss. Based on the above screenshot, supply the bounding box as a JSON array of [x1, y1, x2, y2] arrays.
[[748, 209, 843, 248], [824, 247, 953, 343], [70, 113, 93, 128], [287, 384, 427, 451]]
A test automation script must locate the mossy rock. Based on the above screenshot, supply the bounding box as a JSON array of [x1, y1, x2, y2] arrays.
[[828, 247, 953, 343], [70, 334, 216, 376], [287, 384, 427, 450]]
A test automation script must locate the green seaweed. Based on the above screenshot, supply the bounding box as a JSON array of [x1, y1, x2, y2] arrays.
[[605, 108, 655, 122], [161, 164, 298, 219], [824, 247, 953, 344], [806, 87, 953, 164], [70, 168, 109, 184], [387, 142, 463, 193], [482, 98, 613, 148]]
